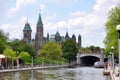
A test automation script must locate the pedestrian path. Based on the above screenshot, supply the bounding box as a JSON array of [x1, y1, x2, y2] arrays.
[[110, 66, 119, 80], [103, 65, 120, 80]]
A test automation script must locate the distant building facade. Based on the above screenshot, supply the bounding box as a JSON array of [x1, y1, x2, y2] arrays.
[[49, 31, 82, 48], [23, 13, 82, 51]]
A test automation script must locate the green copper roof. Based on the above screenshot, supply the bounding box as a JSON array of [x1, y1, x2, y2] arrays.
[[49, 38, 55, 42], [78, 34, 81, 38], [23, 23, 32, 30], [37, 13, 43, 27], [61, 36, 65, 41]]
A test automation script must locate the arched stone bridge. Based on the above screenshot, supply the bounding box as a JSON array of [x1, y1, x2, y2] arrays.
[[76, 52, 104, 66]]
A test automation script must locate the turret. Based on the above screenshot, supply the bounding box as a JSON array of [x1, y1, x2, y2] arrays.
[[65, 32, 70, 40], [23, 22, 32, 43], [55, 31, 61, 44], [78, 34, 81, 48], [72, 34, 76, 43], [47, 33, 49, 42]]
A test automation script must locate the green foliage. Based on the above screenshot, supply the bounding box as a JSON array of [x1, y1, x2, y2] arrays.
[[8, 39, 20, 51], [19, 51, 30, 63], [80, 46, 101, 53], [104, 6, 120, 57], [18, 44, 37, 58], [3, 48, 16, 62], [41, 42, 62, 60], [8, 39, 37, 58], [34, 57, 67, 64], [80, 47, 91, 53], [62, 40, 78, 63], [0, 29, 9, 53]]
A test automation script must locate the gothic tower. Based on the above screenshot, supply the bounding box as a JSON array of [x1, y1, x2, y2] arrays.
[[47, 33, 49, 42], [72, 34, 76, 43], [55, 31, 61, 44], [35, 13, 44, 50], [23, 22, 32, 43], [65, 32, 70, 40], [78, 34, 81, 48]]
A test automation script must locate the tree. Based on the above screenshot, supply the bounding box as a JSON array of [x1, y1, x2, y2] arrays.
[[8, 39, 20, 51], [3, 48, 16, 65], [41, 42, 62, 60], [19, 51, 30, 63], [104, 6, 120, 57], [0, 29, 9, 53], [62, 40, 78, 63], [89, 45, 95, 52], [18, 44, 37, 58]]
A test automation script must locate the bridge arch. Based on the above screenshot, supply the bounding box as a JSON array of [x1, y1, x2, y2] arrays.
[[77, 53, 104, 66], [80, 56, 100, 66]]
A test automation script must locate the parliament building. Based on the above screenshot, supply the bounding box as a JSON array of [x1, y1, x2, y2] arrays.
[[23, 13, 81, 51]]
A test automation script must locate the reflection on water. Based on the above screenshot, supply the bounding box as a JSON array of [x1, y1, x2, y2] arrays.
[[0, 67, 111, 80]]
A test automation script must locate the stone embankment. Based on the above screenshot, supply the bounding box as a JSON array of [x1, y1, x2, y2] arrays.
[[0, 64, 69, 73]]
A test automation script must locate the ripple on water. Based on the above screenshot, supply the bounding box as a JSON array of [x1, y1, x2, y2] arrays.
[[0, 67, 111, 80]]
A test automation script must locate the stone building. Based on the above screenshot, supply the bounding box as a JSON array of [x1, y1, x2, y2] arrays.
[[23, 13, 82, 51]]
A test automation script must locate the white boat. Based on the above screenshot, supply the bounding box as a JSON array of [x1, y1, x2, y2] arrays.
[[94, 61, 104, 68]]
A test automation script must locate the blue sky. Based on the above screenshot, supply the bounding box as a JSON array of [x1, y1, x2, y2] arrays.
[[0, 0, 119, 48]]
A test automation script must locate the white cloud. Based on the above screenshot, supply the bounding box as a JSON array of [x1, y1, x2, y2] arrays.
[[0, 16, 27, 39], [6, 0, 36, 18], [44, 0, 119, 48], [1, 0, 119, 48], [93, 0, 118, 14], [70, 11, 87, 18]]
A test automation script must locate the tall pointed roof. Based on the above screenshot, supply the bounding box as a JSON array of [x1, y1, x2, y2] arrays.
[[65, 32, 69, 39], [36, 13, 43, 27], [55, 31, 60, 37], [72, 34, 76, 39], [23, 22, 32, 30], [78, 34, 81, 39]]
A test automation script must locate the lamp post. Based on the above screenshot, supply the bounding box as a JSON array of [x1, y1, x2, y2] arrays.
[[111, 46, 114, 73], [116, 24, 120, 79], [31, 57, 33, 69], [108, 55, 111, 69], [109, 52, 112, 70]]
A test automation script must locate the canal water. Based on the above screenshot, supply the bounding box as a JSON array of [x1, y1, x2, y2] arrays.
[[0, 66, 111, 80]]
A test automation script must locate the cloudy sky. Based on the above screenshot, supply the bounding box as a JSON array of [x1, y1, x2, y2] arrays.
[[0, 0, 119, 48]]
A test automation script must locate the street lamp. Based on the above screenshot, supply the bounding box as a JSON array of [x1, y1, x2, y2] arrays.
[[108, 54, 112, 70], [111, 46, 114, 73], [31, 57, 33, 69], [116, 24, 120, 78]]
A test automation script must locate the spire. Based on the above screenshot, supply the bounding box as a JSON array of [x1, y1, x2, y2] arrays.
[[78, 34, 81, 39], [72, 34, 76, 39], [65, 32, 69, 40], [72, 34, 76, 42], [78, 34, 81, 47], [36, 13, 43, 27], [55, 31, 61, 44], [55, 31, 60, 37]]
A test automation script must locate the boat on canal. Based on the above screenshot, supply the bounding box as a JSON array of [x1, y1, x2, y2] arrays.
[[94, 61, 104, 68]]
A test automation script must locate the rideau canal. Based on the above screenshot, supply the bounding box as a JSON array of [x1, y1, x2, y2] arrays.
[[0, 66, 111, 80]]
